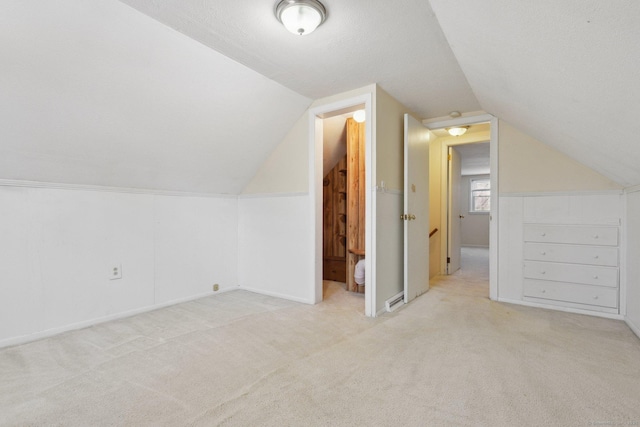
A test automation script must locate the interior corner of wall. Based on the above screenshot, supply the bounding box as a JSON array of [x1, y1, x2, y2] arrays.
[[241, 110, 310, 195]]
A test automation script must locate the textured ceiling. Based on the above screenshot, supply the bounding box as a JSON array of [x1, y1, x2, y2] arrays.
[[3, 0, 639, 193], [0, 0, 310, 194], [117, 0, 480, 119], [429, 0, 640, 187]]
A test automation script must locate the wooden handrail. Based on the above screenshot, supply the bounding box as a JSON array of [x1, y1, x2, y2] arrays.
[[429, 228, 438, 238]]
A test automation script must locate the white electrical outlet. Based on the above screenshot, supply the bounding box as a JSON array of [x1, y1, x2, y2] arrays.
[[110, 264, 122, 280]]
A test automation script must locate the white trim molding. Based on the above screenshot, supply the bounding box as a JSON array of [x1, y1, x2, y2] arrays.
[[238, 286, 313, 305], [0, 288, 235, 349], [423, 113, 494, 130], [501, 189, 624, 197], [626, 317, 640, 340], [308, 90, 375, 316], [499, 297, 625, 321], [0, 179, 238, 199], [237, 192, 308, 199], [624, 184, 640, 194]]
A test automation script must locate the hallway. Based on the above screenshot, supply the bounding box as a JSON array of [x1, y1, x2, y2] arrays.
[[431, 246, 490, 298]]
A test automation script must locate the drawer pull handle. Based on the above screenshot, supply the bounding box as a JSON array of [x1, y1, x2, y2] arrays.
[[593, 235, 599, 239], [541, 289, 546, 293], [540, 271, 546, 275], [594, 296, 599, 300], [593, 275, 599, 279], [541, 233, 546, 237], [540, 251, 546, 255], [594, 255, 599, 259]]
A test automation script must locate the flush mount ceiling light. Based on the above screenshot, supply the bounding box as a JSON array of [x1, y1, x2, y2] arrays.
[[353, 110, 366, 123], [275, 0, 327, 36], [447, 126, 469, 137]]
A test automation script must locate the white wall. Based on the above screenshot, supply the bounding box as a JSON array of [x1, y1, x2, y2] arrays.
[[625, 189, 640, 338], [241, 85, 377, 313], [0, 184, 238, 347], [242, 85, 376, 195], [375, 190, 404, 310], [461, 174, 490, 247], [237, 194, 312, 303], [322, 115, 348, 177], [499, 121, 622, 193], [0, 0, 311, 195]]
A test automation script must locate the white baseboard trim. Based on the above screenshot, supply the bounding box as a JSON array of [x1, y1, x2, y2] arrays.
[[0, 288, 235, 349], [238, 286, 314, 305], [625, 316, 640, 340], [498, 298, 624, 320], [462, 245, 490, 248]]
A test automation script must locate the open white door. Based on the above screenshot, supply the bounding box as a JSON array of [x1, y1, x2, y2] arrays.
[[403, 114, 430, 304], [447, 146, 462, 274]]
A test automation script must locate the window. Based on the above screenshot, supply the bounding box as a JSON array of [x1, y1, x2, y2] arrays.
[[470, 178, 490, 213]]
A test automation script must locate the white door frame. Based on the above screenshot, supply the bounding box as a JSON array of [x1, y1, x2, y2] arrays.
[[308, 92, 375, 316], [424, 114, 499, 301], [446, 145, 463, 275]]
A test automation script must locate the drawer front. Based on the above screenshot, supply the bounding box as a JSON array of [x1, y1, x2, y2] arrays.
[[523, 243, 618, 267], [524, 261, 618, 287], [523, 279, 618, 308], [523, 224, 618, 246]]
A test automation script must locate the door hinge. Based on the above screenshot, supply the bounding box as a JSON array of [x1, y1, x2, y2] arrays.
[[447, 257, 451, 264], [448, 154, 452, 161]]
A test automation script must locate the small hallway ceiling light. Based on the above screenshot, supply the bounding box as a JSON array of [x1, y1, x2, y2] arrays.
[[353, 110, 366, 123], [447, 126, 469, 137], [275, 0, 327, 36]]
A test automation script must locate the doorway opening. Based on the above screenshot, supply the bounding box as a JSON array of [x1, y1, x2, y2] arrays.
[[447, 140, 491, 279], [309, 92, 374, 316], [321, 110, 366, 298], [425, 115, 498, 300]]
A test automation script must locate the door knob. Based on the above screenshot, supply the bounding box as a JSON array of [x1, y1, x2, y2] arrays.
[[459, 215, 464, 219], [409, 214, 416, 220]]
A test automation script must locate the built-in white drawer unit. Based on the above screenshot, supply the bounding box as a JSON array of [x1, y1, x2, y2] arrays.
[[523, 224, 618, 246], [523, 243, 618, 267], [524, 261, 618, 288], [522, 223, 620, 313], [523, 280, 618, 309]]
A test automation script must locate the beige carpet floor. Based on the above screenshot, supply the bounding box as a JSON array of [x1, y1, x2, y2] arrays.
[[1, 248, 639, 426]]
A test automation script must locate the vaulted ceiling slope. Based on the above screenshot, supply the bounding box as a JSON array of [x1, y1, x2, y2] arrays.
[[4, 1, 637, 194], [0, 0, 311, 194], [429, 0, 640, 187], [117, 0, 480, 119]]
